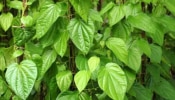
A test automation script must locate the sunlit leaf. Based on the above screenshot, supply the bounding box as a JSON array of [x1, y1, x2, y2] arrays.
[[0, 12, 13, 31], [75, 55, 89, 70], [88, 56, 100, 73]]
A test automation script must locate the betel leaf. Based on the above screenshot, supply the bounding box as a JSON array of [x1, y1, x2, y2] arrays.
[[0, 52, 6, 71], [153, 77, 175, 100], [35, 2, 67, 39], [0, 12, 13, 31], [56, 70, 73, 92], [98, 63, 127, 100], [5, 60, 37, 99], [89, 9, 103, 22], [74, 70, 91, 92], [68, 18, 94, 54], [12, 49, 23, 58], [164, 0, 175, 16], [124, 69, 136, 91], [13, 28, 35, 46], [127, 13, 164, 45], [109, 5, 125, 26], [136, 39, 151, 57], [7, 0, 23, 10], [100, 2, 115, 15], [128, 45, 142, 72], [54, 30, 69, 57], [38, 50, 57, 80], [106, 37, 128, 64], [75, 55, 89, 70], [88, 56, 100, 73], [56, 91, 79, 100], [69, 0, 91, 21], [79, 92, 91, 100], [150, 44, 162, 63], [21, 15, 34, 27]]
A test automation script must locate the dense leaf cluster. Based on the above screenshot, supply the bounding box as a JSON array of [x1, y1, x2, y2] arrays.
[[0, 0, 175, 100]]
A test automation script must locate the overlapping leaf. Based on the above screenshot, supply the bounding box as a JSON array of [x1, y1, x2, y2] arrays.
[[0, 12, 13, 31]]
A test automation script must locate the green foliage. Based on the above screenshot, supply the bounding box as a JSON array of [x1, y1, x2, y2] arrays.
[[1, 0, 175, 99]]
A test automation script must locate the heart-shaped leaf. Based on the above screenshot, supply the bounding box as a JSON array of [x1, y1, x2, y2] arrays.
[[0, 12, 13, 31]]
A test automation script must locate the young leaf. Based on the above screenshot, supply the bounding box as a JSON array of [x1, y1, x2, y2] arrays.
[[89, 9, 103, 22], [100, 2, 115, 15], [136, 39, 151, 57], [150, 44, 162, 63], [21, 15, 34, 27], [109, 5, 125, 26], [68, 18, 94, 54], [12, 49, 23, 58], [38, 50, 57, 80], [7, 1, 23, 10], [56, 91, 79, 100], [0, 12, 13, 31], [56, 70, 73, 92], [69, 0, 91, 21], [5, 60, 37, 99], [128, 45, 142, 72], [75, 55, 89, 70], [54, 31, 69, 57], [74, 70, 91, 92], [98, 63, 127, 100], [35, 2, 67, 39], [106, 37, 128, 64], [88, 56, 100, 73]]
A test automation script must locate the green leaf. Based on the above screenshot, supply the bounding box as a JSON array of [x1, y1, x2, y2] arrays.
[[0, 12, 13, 31], [109, 5, 125, 26], [88, 56, 100, 73], [0, 3, 3, 11], [79, 92, 91, 100], [56, 91, 79, 100], [136, 39, 151, 57], [0, 52, 6, 71], [7, 1, 23, 10], [100, 2, 115, 15], [56, 70, 73, 92], [68, 18, 94, 54], [132, 84, 153, 100], [75, 55, 89, 70], [21, 15, 34, 27], [164, 0, 175, 16], [106, 37, 128, 64], [128, 45, 142, 72], [5, 60, 37, 99], [89, 9, 103, 22], [124, 69, 136, 91], [12, 49, 23, 58], [38, 50, 57, 80], [127, 13, 164, 45], [153, 78, 175, 100], [150, 44, 162, 63], [13, 28, 35, 46], [69, 0, 91, 21], [74, 70, 91, 92], [35, 2, 67, 39], [54, 31, 69, 57], [98, 63, 127, 100]]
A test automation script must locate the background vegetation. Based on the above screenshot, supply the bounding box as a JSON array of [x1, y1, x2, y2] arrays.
[[0, 0, 175, 100]]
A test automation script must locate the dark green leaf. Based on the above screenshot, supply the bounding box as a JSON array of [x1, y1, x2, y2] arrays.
[[150, 44, 162, 63], [5, 60, 37, 99], [164, 0, 175, 16], [136, 39, 151, 57], [75, 55, 89, 70]]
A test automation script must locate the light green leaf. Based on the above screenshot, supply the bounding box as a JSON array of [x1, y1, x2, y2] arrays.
[[136, 39, 151, 57], [100, 2, 115, 15], [74, 70, 91, 92], [127, 13, 164, 45], [0, 12, 13, 31], [88, 56, 100, 73], [56, 70, 73, 92], [0, 3, 3, 11], [35, 2, 67, 38], [21, 15, 34, 27], [79, 92, 91, 100], [98, 63, 127, 100], [0, 76, 7, 96], [68, 18, 94, 54], [128, 45, 142, 72], [12, 50, 23, 58], [5, 60, 37, 99], [89, 9, 103, 22], [153, 78, 175, 100], [69, 0, 91, 21], [150, 44, 162, 63], [75, 55, 89, 70], [109, 5, 125, 26], [124, 69, 136, 91], [0, 53, 6, 71], [38, 50, 57, 80], [106, 37, 128, 64], [54, 31, 69, 57], [164, 0, 175, 16], [7, 1, 23, 10]]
